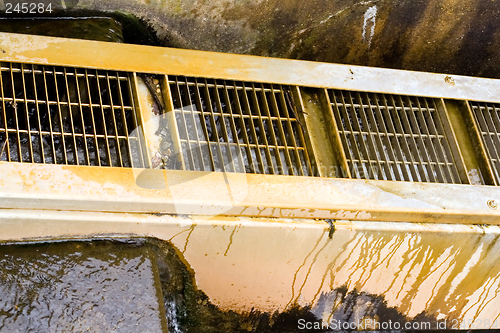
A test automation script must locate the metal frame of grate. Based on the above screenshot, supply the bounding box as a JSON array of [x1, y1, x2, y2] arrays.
[[469, 101, 500, 183], [0, 62, 145, 167], [328, 90, 462, 183], [167, 76, 317, 176]]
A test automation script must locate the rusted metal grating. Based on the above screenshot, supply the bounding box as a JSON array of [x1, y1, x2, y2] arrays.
[[469, 101, 500, 183], [0, 62, 145, 167], [167, 76, 317, 176], [328, 90, 462, 183]]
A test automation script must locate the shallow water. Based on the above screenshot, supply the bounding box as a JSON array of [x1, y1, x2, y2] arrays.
[[0, 239, 167, 332]]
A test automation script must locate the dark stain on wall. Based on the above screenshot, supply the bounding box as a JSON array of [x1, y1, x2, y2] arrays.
[[2, 1, 500, 77], [375, 0, 430, 70], [455, 2, 500, 78]]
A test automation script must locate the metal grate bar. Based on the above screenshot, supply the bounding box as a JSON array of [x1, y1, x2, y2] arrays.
[[183, 76, 200, 170], [356, 92, 385, 179], [214, 80, 237, 172], [329, 89, 462, 183], [239, 82, 266, 174], [381, 94, 413, 181], [221, 81, 246, 173], [42, 67, 56, 163], [250, 83, 274, 174], [53, 66, 69, 164], [126, 74, 146, 168], [230, 80, 258, 173], [85, 68, 101, 166], [170, 76, 189, 169], [31, 64, 44, 164], [95, 70, 112, 166], [359, 92, 390, 179], [470, 101, 500, 183], [347, 91, 376, 179], [167, 76, 317, 176], [0, 62, 145, 168], [204, 78, 229, 172], [269, 88, 295, 175], [11, 63, 22, 162], [189, 77, 209, 171], [280, 86, 309, 176], [258, 83, 286, 174], [109, 71, 125, 167], [403, 95, 435, 182], [390, 94, 426, 182], [63, 67, 78, 165], [420, 97, 459, 183], [193, 77, 214, 171], [368, 92, 400, 180]]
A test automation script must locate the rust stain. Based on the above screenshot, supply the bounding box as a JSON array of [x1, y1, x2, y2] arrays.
[[383, 234, 414, 301], [285, 229, 328, 309], [293, 235, 332, 305], [182, 223, 196, 254], [223, 225, 238, 256], [473, 276, 500, 322], [310, 231, 362, 306], [168, 226, 192, 242], [329, 233, 365, 289]]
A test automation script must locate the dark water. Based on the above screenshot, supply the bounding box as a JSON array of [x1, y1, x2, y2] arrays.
[[0, 239, 167, 332], [0, 17, 124, 43], [0, 14, 159, 46]]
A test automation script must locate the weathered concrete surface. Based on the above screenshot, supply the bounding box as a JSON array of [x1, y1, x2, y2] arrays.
[[1, 211, 500, 330], [8, 0, 499, 79]]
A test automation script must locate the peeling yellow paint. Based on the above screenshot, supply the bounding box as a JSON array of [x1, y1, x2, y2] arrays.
[[0, 34, 59, 53]]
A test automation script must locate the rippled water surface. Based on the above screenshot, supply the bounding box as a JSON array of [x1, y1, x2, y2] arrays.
[[0, 17, 124, 43], [0, 240, 166, 332]]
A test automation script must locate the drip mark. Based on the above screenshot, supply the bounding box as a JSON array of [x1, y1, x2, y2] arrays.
[[182, 224, 196, 254], [224, 225, 238, 256]]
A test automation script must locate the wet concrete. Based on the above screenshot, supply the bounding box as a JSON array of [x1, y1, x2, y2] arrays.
[[1, 0, 499, 78], [0, 237, 447, 332]]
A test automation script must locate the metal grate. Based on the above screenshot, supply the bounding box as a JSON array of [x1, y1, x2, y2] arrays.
[[0, 62, 145, 167], [469, 101, 500, 183], [328, 90, 462, 183], [166, 76, 317, 176]]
